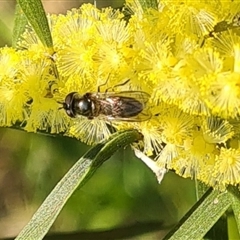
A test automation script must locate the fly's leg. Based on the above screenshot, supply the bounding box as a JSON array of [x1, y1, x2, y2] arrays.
[[97, 76, 130, 94], [97, 74, 111, 92], [97, 79, 109, 92], [105, 79, 130, 93]]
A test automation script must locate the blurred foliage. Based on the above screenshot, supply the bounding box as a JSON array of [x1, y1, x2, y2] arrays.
[[0, 127, 196, 238], [0, 0, 125, 47]]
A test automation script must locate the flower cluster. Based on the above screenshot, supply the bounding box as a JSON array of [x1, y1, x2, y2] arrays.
[[1, 0, 240, 189]]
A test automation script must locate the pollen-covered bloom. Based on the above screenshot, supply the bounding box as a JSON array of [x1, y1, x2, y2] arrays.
[[2, 1, 240, 189]]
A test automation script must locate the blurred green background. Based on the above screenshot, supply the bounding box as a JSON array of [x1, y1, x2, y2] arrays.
[[0, 1, 196, 239], [0, 127, 196, 239]]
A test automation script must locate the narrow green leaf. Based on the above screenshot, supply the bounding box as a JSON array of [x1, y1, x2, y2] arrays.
[[12, 3, 28, 48], [16, 0, 53, 52], [228, 214, 240, 240], [15, 129, 142, 240], [228, 186, 240, 236], [195, 180, 209, 200], [138, 0, 158, 10], [163, 188, 232, 240], [0, 19, 12, 46]]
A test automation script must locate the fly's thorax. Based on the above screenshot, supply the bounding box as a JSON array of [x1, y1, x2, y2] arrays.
[[73, 93, 93, 117]]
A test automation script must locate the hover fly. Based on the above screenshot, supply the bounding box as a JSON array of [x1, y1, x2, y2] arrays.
[[61, 82, 151, 122]]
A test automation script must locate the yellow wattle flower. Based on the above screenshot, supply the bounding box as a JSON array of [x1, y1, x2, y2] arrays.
[[2, 1, 240, 189]]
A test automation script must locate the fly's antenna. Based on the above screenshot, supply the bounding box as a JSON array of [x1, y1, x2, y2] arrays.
[[57, 100, 64, 105], [57, 101, 65, 110]]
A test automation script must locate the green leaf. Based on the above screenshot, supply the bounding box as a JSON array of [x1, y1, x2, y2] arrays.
[[163, 188, 232, 240], [12, 3, 28, 48], [0, 20, 11, 46], [15, 129, 142, 240], [228, 186, 240, 236], [16, 0, 54, 52], [195, 180, 209, 200], [138, 0, 159, 10]]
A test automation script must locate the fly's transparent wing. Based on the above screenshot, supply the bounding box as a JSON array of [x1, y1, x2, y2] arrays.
[[97, 91, 151, 122]]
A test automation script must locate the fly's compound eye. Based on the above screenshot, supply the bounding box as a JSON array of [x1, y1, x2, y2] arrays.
[[62, 92, 78, 118]]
